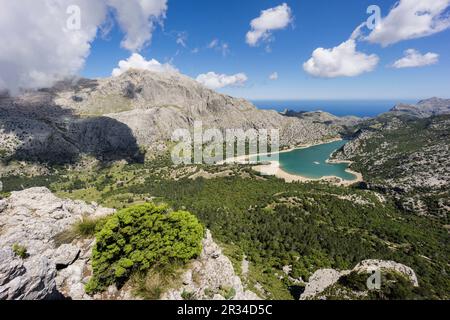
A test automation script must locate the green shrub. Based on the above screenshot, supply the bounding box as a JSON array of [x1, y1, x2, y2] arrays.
[[52, 216, 107, 246], [75, 216, 107, 237], [85, 203, 204, 294], [368, 271, 424, 300], [12, 243, 28, 259], [338, 271, 368, 292], [131, 262, 186, 300], [181, 290, 196, 300], [221, 286, 236, 300]]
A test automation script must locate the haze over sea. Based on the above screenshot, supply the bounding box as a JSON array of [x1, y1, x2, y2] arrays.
[[252, 100, 418, 118]]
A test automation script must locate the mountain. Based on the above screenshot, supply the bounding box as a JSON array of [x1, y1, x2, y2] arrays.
[[0, 70, 335, 164], [388, 97, 450, 118], [333, 114, 450, 216], [281, 109, 365, 127], [53, 70, 334, 148], [0, 92, 144, 164]]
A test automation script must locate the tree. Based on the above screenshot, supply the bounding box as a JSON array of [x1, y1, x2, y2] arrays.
[[85, 203, 204, 294]]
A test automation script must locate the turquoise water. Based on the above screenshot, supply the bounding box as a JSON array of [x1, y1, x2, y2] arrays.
[[253, 140, 357, 181]]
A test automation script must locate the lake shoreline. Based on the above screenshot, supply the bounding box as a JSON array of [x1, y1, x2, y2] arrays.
[[221, 137, 363, 186]]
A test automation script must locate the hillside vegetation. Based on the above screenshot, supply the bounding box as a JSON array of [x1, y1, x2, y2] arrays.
[[2, 155, 448, 299], [334, 114, 450, 217]]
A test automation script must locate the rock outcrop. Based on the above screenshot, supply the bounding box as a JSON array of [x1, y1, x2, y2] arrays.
[[353, 260, 418, 286], [301, 269, 346, 300], [0, 188, 114, 300], [300, 259, 419, 300], [0, 188, 257, 300], [389, 97, 450, 118], [162, 230, 259, 300]]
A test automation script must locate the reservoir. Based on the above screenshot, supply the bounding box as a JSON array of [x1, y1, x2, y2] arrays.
[[252, 140, 357, 181]]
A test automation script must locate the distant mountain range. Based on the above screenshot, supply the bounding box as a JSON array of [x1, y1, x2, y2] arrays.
[[388, 97, 450, 118], [1, 69, 449, 166], [280, 109, 366, 127]]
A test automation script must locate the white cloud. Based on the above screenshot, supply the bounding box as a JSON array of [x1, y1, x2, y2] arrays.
[[392, 49, 439, 68], [196, 72, 248, 90], [207, 39, 230, 56], [246, 3, 293, 46], [0, 0, 167, 94], [175, 31, 188, 47], [108, 0, 167, 51], [208, 39, 220, 49], [303, 37, 379, 78], [366, 0, 450, 47], [269, 72, 279, 80], [112, 53, 177, 76]]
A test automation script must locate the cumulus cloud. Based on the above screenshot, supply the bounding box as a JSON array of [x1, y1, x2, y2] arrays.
[[365, 0, 450, 47], [0, 0, 167, 94], [392, 49, 439, 68], [269, 72, 279, 80], [196, 72, 248, 90], [108, 0, 167, 51], [246, 3, 293, 46], [112, 53, 177, 76], [303, 37, 379, 78]]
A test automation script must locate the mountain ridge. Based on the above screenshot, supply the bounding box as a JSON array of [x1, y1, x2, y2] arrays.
[[388, 97, 450, 118], [0, 70, 335, 164]]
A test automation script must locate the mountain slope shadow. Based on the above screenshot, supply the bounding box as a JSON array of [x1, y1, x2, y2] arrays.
[[0, 92, 144, 164]]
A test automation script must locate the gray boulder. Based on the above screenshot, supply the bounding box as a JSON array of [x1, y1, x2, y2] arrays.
[[162, 230, 260, 300], [0, 187, 114, 300]]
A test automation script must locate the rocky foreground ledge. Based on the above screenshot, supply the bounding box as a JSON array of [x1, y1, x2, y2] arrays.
[[0, 188, 258, 300], [0, 188, 114, 299]]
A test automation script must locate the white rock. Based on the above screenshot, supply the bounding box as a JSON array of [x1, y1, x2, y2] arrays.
[[161, 230, 260, 300], [0, 188, 114, 300], [301, 269, 346, 300], [300, 259, 420, 300], [354, 259, 419, 287], [53, 244, 80, 269], [0, 248, 58, 300], [0, 199, 7, 212]]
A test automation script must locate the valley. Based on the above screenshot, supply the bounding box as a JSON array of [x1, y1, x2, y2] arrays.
[[0, 72, 449, 301]]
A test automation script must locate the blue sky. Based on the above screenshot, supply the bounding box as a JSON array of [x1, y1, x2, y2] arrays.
[[82, 0, 450, 100]]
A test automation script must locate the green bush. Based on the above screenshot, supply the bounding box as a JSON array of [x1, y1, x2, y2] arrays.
[[221, 286, 236, 300], [368, 271, 424, 300], [338, 271, 368, 292], [85, 203, 204, 294], [181, 290, 197, 300], [12, 243, 28, 259]]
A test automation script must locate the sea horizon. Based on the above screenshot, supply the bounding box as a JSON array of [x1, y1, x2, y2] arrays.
[[251, 99, 419, 118]]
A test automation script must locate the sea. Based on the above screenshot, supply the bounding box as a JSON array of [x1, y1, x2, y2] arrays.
[[252, 99, 418, 118]]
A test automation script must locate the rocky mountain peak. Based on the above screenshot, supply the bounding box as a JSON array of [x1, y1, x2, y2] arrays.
[[390, 97, 450, 118]]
